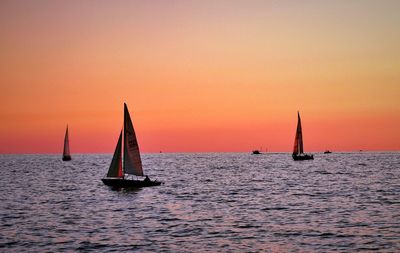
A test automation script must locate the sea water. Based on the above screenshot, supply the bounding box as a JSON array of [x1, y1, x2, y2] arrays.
[[0, 152, 399, 252]]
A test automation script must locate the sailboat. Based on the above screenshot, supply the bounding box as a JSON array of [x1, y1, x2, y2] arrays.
[[292, 112, 314, 161], [62, 125, 71, 161], [101, 103, 162, 188]]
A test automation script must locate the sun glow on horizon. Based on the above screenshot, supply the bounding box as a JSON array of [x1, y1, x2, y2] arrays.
[[0, 1, 399, 154]]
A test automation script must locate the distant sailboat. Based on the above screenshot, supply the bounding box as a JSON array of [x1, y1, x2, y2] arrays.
[[292, 112, 313, 161], [252, 146, 266, 155], [101, 103, 162, 188], [62, 125, 71, 161]]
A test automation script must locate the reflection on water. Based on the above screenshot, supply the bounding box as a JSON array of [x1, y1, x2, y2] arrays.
[[0, 152, 399, 252]]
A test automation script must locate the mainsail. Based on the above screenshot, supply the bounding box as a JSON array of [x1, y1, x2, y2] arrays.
[[293, 112, 304, 155], [63, 125, 71, 158], [123, 103, 144, 176], [107, 131, 123, 178]]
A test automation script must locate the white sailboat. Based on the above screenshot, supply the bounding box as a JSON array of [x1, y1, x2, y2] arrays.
[[62, 125, 71, 161], [292, 112, 313, 160], [101, 103, 162, 188]]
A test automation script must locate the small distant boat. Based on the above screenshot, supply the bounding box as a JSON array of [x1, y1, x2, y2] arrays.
[[292, 112, 313, 161], [101, 103, 162, 188], [62, 125, 71, 161], [324, 150, 332, 154], [252, 150, 262, 155]]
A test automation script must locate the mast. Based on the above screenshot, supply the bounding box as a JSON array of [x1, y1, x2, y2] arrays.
[[123, 103, 144, 176]]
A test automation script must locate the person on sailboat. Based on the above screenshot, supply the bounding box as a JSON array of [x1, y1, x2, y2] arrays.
[[144, 175, 151, 183]]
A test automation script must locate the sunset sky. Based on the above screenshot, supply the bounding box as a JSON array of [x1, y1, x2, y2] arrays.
[[1, 0, 399, 154]]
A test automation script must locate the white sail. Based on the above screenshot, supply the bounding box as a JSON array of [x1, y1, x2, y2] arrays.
[[123, 103, 144, 176], [107, 131, 123, 178], [63, 125, 71, 157]]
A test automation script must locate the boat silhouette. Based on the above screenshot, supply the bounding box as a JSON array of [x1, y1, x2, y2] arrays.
[[101, 103, 162, 188], [292, 112, 314, 161], [62, 125, 71, 161]]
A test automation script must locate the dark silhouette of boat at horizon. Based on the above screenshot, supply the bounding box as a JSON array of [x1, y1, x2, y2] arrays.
[[101, 103, 162, 188], [62, 125, 71, 161], [324, 150, 332, 154], [292, 112, 314, 161], [252, 147, 268, 155]]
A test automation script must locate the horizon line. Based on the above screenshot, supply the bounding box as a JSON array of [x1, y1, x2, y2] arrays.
[[1, 150, 399, 155]]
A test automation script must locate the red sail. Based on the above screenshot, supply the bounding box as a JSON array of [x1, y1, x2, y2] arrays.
[[62, 125, 71, 159], [293, 112, 304, 155]]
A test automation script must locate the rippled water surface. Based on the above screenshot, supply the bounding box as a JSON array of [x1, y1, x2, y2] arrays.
[[1, 152, 399, 252]]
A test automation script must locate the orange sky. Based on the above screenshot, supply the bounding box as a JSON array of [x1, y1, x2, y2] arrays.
[[1, 1, 399, 153]]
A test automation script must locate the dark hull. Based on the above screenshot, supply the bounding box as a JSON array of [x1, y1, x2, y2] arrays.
[[62, 156, 71, 161], [292, 154, 314, 161], [252, 150, 261, 155], [101, 178, 162, 188]]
